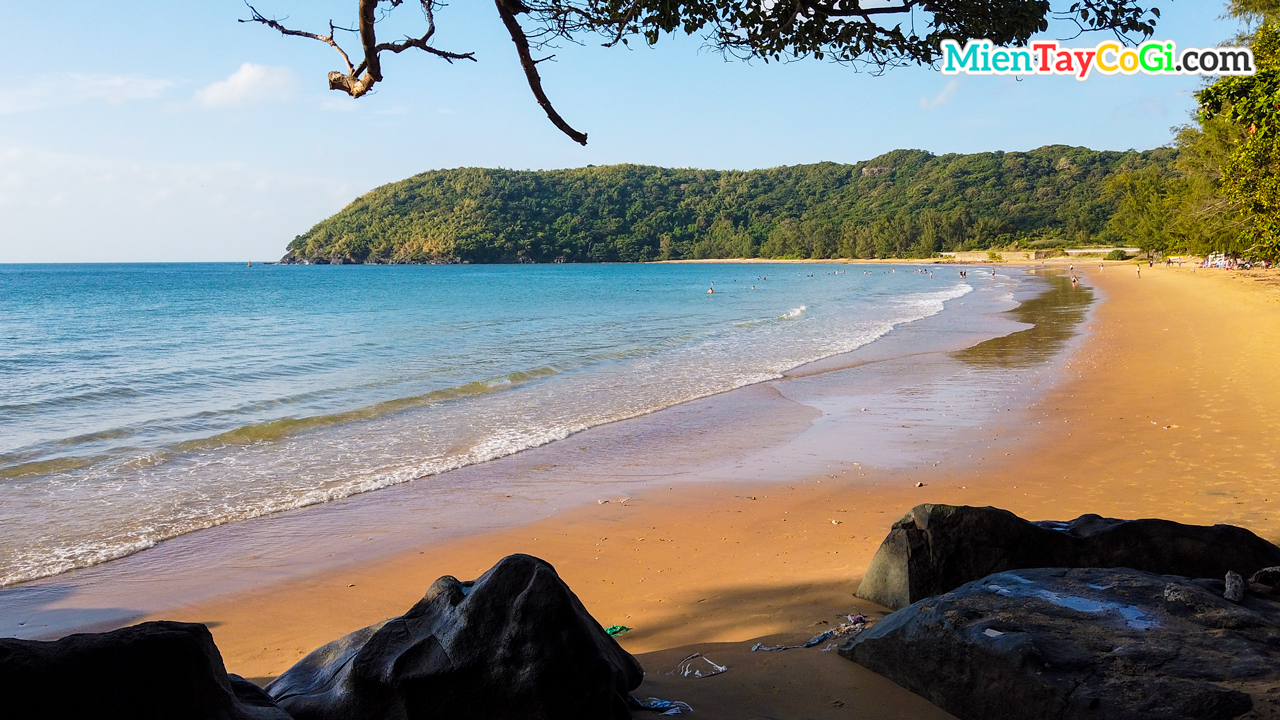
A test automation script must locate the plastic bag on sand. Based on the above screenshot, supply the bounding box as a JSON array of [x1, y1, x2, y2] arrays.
[[751, 614, 869, 652], [669, 652, 728, 678], [632, 696, 694, 715]]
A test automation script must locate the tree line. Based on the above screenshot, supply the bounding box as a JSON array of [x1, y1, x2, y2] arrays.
[[285, 1, 1279, 267], [282, 146, 1174, 264], [1103, 0, 1279, 262]]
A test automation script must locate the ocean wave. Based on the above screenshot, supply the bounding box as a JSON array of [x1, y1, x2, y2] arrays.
[[174, 366, 562, 450], [0, 270, 994, 588], [0, 456, 96, 482]]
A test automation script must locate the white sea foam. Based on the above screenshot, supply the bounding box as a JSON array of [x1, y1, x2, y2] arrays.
[[0, 266, 994, 587]]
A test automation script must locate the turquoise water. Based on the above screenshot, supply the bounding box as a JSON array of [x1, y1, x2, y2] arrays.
[[0, 262, 991, 586]]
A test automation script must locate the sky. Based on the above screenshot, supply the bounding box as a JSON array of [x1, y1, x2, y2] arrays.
[[0, 1, 1250, 262]]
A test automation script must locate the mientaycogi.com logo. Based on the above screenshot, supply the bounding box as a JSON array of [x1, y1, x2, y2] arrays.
[[940, 39, 1256, 80]]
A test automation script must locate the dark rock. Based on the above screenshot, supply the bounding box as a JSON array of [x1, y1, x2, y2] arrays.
[[857, 504, 1280, 610], [1227, 571, 1247, 602], [0, 620, 291, 720], [1252, 566, 1280, 588], [266, 553, 642, 720], [842, 567, 1280, 720]]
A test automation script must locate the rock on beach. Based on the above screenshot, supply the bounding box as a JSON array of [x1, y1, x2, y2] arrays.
[[266, 553, 643, 720], [842, 567, 1280, 720], [857, 504, 1280, 610], [0, 620, 290, 720]]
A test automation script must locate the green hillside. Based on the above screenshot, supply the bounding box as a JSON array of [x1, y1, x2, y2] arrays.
[[281, 146, 1173, 264]]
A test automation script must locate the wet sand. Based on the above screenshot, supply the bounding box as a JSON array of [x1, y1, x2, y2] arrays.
[[11, 263, 1280, 719]]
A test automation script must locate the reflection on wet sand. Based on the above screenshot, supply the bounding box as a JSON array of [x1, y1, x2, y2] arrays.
[[954, 271, 1094, 368]]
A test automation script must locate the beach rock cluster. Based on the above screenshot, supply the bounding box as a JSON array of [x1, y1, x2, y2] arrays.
[[266, 553, 643, 720], [0, 555, 642, 720], [856, 504, 1280, 610], [842, 566, 1280, 720], [0, 620, 290, 720]]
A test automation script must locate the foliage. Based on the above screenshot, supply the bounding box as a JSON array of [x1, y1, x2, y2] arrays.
[[1197, 20, 1280, 260], [1096, 2, 1280, 261], [247, 1, 1164, 144], [1105, 248, 1130, 260], [284, 146, 1171, 264], [530, 0, 1161, 65]]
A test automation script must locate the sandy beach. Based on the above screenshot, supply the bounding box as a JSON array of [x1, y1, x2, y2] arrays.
[[17, 262, 1280, 719]]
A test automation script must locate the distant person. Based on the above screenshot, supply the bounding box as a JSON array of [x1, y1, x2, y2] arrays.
[[708, 287, 714, 294], [1137, 265, 1141, 278]]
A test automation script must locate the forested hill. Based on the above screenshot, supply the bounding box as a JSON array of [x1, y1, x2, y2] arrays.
[[281, 146, 1171, 264]]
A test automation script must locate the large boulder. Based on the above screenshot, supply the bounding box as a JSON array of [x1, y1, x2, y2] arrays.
[[857, 504, 1280, 610], [266, 553, 643, 720], [0, 620, 290, 720], [841, 567, 1280, 720]]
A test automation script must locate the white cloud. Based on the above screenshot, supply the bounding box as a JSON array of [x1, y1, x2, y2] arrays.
[[919, 80, 960, 110], [0, 73, 172, 114], [0, 143, 357, 262], [195, 64, 295, 108]]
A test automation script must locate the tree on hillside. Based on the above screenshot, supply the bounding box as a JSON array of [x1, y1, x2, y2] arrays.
[[1103, 166, 1171, 257], [1194, 0, 1280, 260], [244, 0, 1163, 145]]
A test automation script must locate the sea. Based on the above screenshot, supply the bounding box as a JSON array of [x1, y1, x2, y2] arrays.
[[0, 261, 1012, 588]]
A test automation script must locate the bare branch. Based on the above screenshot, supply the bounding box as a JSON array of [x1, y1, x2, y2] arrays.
[[495, 0, 588, 146], [243, 0, 477, 99], [240, 4, 357, 75]]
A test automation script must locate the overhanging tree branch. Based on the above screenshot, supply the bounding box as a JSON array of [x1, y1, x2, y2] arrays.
[[245, 0, 1164, 145], [495, 0, 588, 145], [241, 0, 474, 100]]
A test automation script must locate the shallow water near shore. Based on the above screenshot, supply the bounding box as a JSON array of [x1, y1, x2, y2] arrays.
[[0, 262, 1002, 587], [0, 264, 1095, 639]]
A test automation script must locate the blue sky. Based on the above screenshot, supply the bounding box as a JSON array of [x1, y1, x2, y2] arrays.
[[0, 1, 1247, 262]]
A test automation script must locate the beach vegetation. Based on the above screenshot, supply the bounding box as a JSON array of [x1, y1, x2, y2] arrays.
[[1100, 0, 1280, 261], [1196, 15, 1280, 261]]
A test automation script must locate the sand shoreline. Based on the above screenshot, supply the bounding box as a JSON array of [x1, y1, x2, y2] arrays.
[[8, 264, 1280, 719], [0, 263, 1046, 640]]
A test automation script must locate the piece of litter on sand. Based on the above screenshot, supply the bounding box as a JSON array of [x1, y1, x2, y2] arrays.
[[916, 482, 925, 488], [598, 499, 610, 504], [669, 652, 728, 679], [605, 625, 630, 637], [984, 628, 1005, 638], [632, 697, 694, 715], [752, 615, 869, 652]]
